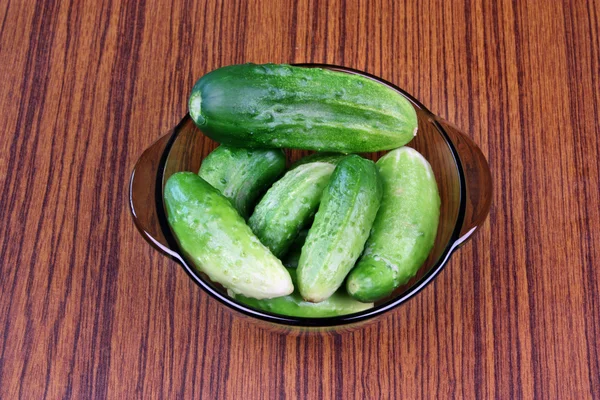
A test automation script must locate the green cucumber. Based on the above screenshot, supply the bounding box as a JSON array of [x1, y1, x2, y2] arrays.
[[297, 155, 382, 302], [346, 147, 440, 302], [198, 145, 285, 218], [248, 161, 335, 257], [189, 63, 418, 153], [164, 172, 293, 299], [290, 152, 346, 169], [282, 229, 308, 268], [231, 268, 373, 318]]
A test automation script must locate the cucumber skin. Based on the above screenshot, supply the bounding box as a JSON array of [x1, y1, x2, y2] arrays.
[[198, 145, 285, 218], [297, 155, 382, 303], [164, 172, 293, 300], [231, 268, 373, 318], [189, 63, 418, 153], [346, 147, 441, 302], [249, 162, 335, 258]]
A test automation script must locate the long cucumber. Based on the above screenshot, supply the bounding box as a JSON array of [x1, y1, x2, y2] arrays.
[[164, 172, 293, 299], [297, 155, 382, 302], [189, 63, 418, 153], [231, 268, 373, 317], [346, 147, 440, 302]]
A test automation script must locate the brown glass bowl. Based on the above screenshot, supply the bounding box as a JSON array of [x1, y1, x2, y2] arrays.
[[129, 64, 492, 330]]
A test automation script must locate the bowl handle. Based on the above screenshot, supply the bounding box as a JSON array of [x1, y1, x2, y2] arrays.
[[129, 129, 181, 258], [436, 118, 492, 247]]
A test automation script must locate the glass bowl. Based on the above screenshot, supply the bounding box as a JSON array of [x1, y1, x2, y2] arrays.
[[129, 64, 492, 331]]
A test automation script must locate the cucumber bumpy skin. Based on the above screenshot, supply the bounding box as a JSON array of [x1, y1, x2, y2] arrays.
[[189, 63, 418, 153], [346, 147, 441, 302], [164, 172, 293, 300], [249, 161, 335, 258], [230, 268, 373, 318], [297, 155, 382, 303], [198, 145, 285, 218]]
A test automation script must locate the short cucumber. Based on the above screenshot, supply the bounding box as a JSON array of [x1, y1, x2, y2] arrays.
[[189, 63, 418, 153], [346, 147, 440, 302], [297, 155, 382, 302], [198, 145, 285, 218], [164, 172, 293, 299], [249, 161, 335, 257], [231, 268, 373, 318]]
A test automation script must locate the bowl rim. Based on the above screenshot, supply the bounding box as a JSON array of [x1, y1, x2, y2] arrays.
[[156, 63, 467, 327]]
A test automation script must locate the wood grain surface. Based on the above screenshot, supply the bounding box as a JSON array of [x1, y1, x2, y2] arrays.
[[1, 0, 599, 398]]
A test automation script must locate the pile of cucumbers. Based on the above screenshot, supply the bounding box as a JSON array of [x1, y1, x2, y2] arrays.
[[164, 63, 440, 318]]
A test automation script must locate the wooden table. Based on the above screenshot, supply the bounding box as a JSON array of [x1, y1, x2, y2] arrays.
[[1, 0, 598, 398]]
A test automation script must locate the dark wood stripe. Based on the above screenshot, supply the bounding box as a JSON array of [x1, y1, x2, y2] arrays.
[[562, 1, 600, 397], [89, 1, 147, 398], [0, 0, 12, 41], [60, 3, 115, 397], [0, 0, 60, 388], [310, 0, 319, 63], [338, 0, 346, 65], [512, 0, 543, 397]]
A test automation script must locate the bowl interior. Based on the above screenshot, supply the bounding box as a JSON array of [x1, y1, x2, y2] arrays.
[[159, 66, 463, 325]]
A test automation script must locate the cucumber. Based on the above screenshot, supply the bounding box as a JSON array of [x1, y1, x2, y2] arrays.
[[198, 145, 285, 218], [230, 268, 373, 318], [189, 63, 418, 153], [248, 161, 335, 257], [346, 147, 440, 302], [290, 152, 346, 169], [164, 172, 293, 299], [297, 155, 382, 302], [282, 229, 308, 268]]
